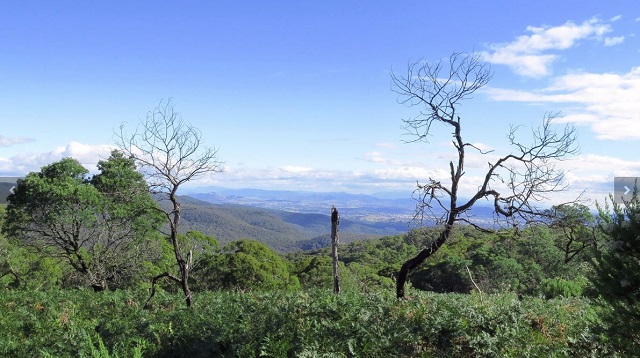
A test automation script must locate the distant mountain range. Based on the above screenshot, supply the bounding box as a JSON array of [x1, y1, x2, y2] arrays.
[[183, 186, 498, 224], [2, 182, 501, 252], [178, 186, 499, 251], [183, 186, 416, 220]]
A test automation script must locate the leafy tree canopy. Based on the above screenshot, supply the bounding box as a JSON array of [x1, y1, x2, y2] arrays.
[[2, 151, 163, 291], [193, 239, 299, 291]]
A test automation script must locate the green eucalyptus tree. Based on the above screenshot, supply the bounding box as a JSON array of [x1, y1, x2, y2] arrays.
[[193, 239, 299, 291], [2, 151, 163, 291]]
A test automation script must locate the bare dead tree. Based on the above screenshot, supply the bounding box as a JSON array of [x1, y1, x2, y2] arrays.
[[391, 52, 580, 298], [115, 99, 224, 307]]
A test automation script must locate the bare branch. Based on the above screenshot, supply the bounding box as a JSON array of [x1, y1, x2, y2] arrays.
[[115, 98, 224, 307], [392, 52, 580, 299], [115, 100, 224, 199], [143, 272, 181, 309], [391, 52, 492, 144]]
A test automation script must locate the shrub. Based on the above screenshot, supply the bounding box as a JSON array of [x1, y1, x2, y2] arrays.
[[540, 277, 587, 299], [0, 288, 608, 357]]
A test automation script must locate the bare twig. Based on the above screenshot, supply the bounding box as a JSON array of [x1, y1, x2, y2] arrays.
[[115, 99, 224, 307]]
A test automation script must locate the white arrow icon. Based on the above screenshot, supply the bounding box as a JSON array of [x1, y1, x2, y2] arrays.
[[624, 186, 631, 195]]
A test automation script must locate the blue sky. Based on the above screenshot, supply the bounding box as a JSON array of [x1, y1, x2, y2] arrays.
[[1, 1, 639, 204]]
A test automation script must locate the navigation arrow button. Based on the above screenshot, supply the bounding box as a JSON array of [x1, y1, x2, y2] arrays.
[[614, 177, 639, 203]]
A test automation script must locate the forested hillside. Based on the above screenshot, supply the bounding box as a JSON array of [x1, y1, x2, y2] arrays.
[[174, 195, 407, 251]]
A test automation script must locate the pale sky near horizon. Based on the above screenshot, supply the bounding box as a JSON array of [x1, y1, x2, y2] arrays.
[[1, 1, 639, 206]]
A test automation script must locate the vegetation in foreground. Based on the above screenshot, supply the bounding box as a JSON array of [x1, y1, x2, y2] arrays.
[[1, 194, 639, 356], [0, 288, 607, 357]]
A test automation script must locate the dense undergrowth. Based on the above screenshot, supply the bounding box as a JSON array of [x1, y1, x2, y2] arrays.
[[0, 288, 610, 357]]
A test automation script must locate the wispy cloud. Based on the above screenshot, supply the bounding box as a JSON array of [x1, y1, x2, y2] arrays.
[[604, 36, 624, 46], [485, 67, 640, 140], [563, 153, 640, 177], [469, 142, 494, 153], [189, 158, 453, 195], [279, 165, 313, 174], [363, 151, 388, 164], [482, 18, 611, 77], [0, 135, 34, 147], [558, 153, 640, 203]]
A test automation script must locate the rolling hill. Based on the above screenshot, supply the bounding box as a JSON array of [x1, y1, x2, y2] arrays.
[[175, 196, 409, 252]]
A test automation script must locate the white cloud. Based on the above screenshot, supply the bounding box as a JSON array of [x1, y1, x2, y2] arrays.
[[563, 154, 640, 176], [188, 159, 450, 195], [0, 135, 34, 147], [182, 146, 634, 206], [610, 15, 622, 22], [557, 154, 640, 203], [371, 166, 450, 181], [604, 36, 624, 46], [2, 141, 617, 208], [279, 165, 313, 174], [482, 18, 611, 77], [448, 152, 633, 205], [0, 142, 114, 175], [485, 67, 640, 140]]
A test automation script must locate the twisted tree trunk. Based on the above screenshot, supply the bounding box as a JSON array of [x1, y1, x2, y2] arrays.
[[396, 223, 452, 298]]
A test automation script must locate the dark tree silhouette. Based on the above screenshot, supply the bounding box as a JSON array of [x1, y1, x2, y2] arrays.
[[391, 53, 580, 298]]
